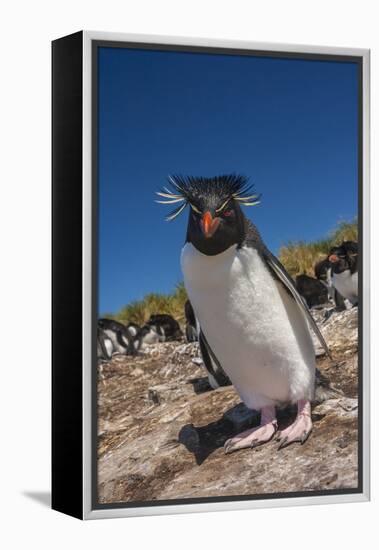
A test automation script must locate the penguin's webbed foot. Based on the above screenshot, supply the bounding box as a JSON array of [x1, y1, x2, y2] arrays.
[[224, 405, 277, 454], [277, 399, 312, 450], [224, 422, 277, 454]]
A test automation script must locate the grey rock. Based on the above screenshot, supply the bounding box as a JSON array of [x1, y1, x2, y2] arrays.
[[311, 306, 358, 356], [313, 397, 358, 418], [223, 403, 260, 432]]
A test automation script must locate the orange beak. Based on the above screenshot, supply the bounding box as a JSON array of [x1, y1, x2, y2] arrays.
[[329, 254, 339, 263], [200, 211, 221, 238]]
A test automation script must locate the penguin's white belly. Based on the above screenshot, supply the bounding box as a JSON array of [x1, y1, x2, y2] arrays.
[[181, 243, 315, 410], [104, 338, 113, 357], [332, 271, 358, 304]]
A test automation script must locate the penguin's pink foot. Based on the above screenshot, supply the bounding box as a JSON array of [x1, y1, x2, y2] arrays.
[[224, 406, 277, 454], [277, 399, 312, 449]]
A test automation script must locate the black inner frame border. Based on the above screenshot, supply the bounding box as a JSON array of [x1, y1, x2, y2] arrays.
[[91, 39, 364, 511]]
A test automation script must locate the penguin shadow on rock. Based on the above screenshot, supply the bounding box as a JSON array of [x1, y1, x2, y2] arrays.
[[177, 380, 339, 466], [177, 408, 245, 466], [177, 404, 295, 466]]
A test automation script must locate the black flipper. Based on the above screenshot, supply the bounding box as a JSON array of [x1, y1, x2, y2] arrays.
[[241, 219, 331, 359], [260, 247, 332, 359], [116, 329, 137, 356], [198, 330, 231, 388]]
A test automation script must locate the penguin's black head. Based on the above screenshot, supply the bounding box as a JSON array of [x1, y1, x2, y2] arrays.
[[314, 258, 331, 281], [328, 241, 358, 274], [156, 174, 260, 256]]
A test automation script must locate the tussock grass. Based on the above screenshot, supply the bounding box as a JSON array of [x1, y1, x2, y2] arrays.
[[279, 219, 358, 278], [111, 283, 188, 326]]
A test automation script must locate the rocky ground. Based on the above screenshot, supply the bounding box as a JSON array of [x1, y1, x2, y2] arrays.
[[97, 307, 359, 504]]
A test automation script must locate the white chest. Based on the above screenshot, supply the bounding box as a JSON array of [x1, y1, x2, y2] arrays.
[[332, 270, 358, 304], [181, 243, 284, 335], [180, 243, 315, 408]]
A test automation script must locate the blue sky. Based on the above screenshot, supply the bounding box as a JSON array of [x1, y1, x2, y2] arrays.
[[98, 46, 359, 314]]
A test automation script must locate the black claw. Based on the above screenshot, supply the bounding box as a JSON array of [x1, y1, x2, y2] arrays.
[[224, 441, 237, 454], [226, 439, 256, 454], [300, 429, 312, 445], [225, 444, 244, 455], [278, 436, 289, 450], [279, 436, 300, 449], [279, 430, 312, 449], [224, 442, 231, 454]]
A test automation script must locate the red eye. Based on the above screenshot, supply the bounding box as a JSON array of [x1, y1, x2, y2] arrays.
[[223, 209, 233, 217]]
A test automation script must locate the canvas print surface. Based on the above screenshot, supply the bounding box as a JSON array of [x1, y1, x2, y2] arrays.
[[95, 44, 360, 506]]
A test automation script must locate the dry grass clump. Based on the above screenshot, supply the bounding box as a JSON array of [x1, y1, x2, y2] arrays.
[[110, 283, 188, 325], [279, 219, 357, 278]]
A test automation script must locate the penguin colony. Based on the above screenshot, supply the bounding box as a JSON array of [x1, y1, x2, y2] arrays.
[[295, 250, 358, 311], [157, 174, 359, 452], [295, 241, 358, 311], [96, 315, 183, 361]]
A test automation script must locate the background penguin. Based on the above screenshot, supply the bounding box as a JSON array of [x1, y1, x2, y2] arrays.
[[134, 324, 163, 351], [315, 258, 346, 310], [157, 174, 331, 452], [98, 318, 137, 356], [328, 241, 358, 306], [148, 314, 183, 341], [295, 273, 329, 309], [97, 327, 113, 362], [126, 322, 141, 338]]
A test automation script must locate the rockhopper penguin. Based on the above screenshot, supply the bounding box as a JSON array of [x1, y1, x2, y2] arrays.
[[328, 241, 358, 306], [157, 174, 330, 452]]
